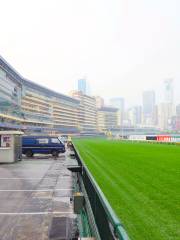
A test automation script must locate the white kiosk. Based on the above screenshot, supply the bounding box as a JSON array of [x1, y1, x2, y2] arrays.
[[0, 131, 23, 163]]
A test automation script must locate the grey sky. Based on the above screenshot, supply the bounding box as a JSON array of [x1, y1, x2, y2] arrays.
[[0, 0, 180, 107]]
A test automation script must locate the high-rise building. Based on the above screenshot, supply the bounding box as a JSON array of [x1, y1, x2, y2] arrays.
[[136, 106, 143, 125], [127, 106, 142, 126], [70, 90, 97, 132], [110, 97, 124, 126], [158, 79, 175, 130], [78, 79, 87, 94], [154, 105, 159, 125], [142, 90, 155, 125], [127, 108, 136, 126], [158, 103, 172, 130], [164, 79, 173, 103]]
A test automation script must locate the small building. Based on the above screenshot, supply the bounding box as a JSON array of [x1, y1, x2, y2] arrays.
[[0, 130, 23, 163]]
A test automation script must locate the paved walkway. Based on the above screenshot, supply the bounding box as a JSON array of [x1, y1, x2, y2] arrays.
[[0, 153, 76, 240]]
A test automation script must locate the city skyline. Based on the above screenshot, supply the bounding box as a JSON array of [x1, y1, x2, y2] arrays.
[[1, 54, 180, 132], [1, 0, 180, 107], [77, 78, 179, 110]]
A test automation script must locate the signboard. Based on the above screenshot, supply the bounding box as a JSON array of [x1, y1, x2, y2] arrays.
[[0, 135, 11, 147]]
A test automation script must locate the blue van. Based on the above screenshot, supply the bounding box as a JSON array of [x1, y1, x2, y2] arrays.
[[22, 136, 65, 157]]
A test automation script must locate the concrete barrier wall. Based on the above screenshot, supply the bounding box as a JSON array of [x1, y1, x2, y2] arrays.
[[0, 148, 13, 163]]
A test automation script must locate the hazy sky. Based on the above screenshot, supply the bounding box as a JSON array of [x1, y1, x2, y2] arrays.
[[0, 0, 180, 107]]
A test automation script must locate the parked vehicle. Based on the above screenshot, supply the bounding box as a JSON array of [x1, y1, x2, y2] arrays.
[[22, 136, 65, 157]]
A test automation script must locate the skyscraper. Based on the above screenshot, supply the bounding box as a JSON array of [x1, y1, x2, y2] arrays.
[[127, 106, 142, 126], [158, 79, 174, 130], [78, 79, 87, 94], [134, 106, 142, 125], [142, 90, 155, 125], [164, 79, 173, 103], [164, 79, 174, 117], [110, 97, 124, 126], [158, 103, 172, 130]]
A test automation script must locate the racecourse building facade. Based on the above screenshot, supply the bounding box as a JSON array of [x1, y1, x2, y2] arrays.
[[97, 107, 118, 131], [0, 56, 79, 133], [0, 55, 119, 134], [0, 56, 23, 128], [70, 91, 97, 132], [21, 78, 79, 132]]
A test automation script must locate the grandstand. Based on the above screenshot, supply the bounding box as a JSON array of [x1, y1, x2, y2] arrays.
[[0, 55, 80, 134]]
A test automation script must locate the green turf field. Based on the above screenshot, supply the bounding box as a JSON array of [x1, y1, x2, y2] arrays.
[[73, 138, 180, 240]]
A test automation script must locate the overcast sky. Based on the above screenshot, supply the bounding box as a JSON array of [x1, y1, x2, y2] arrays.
[[0, 0, 180, 107]]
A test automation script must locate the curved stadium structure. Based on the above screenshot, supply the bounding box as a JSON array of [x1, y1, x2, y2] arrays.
[[0, 55, 80, 134]]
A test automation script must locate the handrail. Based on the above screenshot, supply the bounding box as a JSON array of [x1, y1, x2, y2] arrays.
[[72, 143, 130, 240]]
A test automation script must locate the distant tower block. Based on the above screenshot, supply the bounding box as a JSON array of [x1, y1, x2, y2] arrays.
[[78, 79, 87, 94], [142, 90, 156, 125], [164, 79, 173, 103]]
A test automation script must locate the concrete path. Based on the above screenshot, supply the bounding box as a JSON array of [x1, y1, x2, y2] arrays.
[[0, 153, 76, 240]]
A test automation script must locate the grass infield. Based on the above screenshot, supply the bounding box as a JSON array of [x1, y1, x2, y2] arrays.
[[73, 138, 180, 240]]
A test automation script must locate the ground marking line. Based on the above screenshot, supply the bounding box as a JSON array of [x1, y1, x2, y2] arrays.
[[0, 177, 71, 180], [0, 189, 73, 192], [0, 211, 73, 215]]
